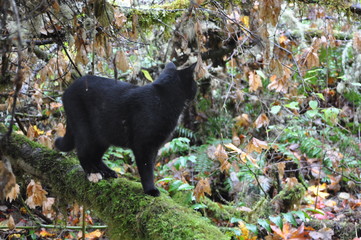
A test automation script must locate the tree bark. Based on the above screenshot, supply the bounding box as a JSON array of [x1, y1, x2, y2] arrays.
[[0, 124, 228, 240]]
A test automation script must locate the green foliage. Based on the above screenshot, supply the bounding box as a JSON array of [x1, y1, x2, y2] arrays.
[[175, 126, 197, 140], [102, 146, 134, 172], [159, 137, 191, 157]]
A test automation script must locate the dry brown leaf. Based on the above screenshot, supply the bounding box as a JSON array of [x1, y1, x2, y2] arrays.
[[25, 180, 48, 209], [239, 152, 259, 167], [195, 55, 207, 79], [254, 113, 270, 128], [248, 71, 262, 92], [114, 8, 127, 28], [232, 133, 241, 146], [214, 144, 230, 172], [115, 50, 129, 72], [75, 45, 89, 65], [309, 227, 334, 240], [353, 32, 361, 53], [7, 215, 15, 230], [194, 178, 211, 202], [235, 113, 252, 128], [6, 184, 20, 202], [42, 197, 55, 217], [277, 162, 286, 180], [55, 123, 66, 137], [269, 59, 284, 78], [285, 177, 299, 188], [328, 175, 341, 193], [271, 222, 310, 240], [267, 64, 292, 93], [259, 0, 283, 26], [214, 144, 228, 163], [245, 137, 268, 153], [0, 161, 18, 201], [38, 135, 53, 149]]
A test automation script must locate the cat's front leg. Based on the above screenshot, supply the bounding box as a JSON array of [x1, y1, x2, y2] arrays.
[[133, 149, 160, 197]]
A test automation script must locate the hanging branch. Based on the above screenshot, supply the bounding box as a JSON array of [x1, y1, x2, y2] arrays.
[[5, 0, 24, 140], [46, 12, 82, 77]]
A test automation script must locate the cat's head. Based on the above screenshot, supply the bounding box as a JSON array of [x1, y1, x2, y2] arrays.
[[155, 62, 197, 100], [178, 63, 197, 100]]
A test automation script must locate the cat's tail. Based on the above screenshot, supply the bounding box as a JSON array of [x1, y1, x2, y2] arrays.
[[55, 127, 75, 152]]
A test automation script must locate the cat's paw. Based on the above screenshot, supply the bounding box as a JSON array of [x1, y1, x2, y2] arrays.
[[87, 173, 103, 183], [145, 188, 160, 197]]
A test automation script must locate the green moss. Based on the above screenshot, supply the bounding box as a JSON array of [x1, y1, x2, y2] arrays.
[[1, 125, 229, 239]]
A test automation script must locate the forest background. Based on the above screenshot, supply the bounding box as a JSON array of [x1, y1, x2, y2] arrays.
[[0, 0, 361, 239]]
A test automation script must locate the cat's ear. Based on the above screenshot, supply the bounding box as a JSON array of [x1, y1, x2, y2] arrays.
[[165, 62, 176, 70], [178, 62, 197, 75]]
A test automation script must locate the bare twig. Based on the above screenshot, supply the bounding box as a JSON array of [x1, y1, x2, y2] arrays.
[[5, 0, 24, 140]]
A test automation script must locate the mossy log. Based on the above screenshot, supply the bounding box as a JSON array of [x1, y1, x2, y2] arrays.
[[0, 125, 228, 240]]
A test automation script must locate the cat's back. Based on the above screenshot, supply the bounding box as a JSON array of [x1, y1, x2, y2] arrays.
[[63, 75, 136, 100]]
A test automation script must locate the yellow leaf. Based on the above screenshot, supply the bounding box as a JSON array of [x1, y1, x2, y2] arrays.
[[141, 70, 153, 82], [85, 229, 103, 238], [240, 16, 250, 28], [308, 183, 330, 199], [224, 143, 242, 153]]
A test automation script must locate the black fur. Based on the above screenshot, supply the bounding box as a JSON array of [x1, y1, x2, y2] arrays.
[[55, 62, 197, 197]]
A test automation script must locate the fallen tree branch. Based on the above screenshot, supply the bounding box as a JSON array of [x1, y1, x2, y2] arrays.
[[0, 124, 228, 240]]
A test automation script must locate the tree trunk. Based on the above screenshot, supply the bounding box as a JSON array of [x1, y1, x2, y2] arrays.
[[0, 124, 228, 240]]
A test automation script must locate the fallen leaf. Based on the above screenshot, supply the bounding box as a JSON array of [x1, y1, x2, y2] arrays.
[[194, 178, 211, 202], [25, 180, 48, 209], [7, 215, 15, 230], [245, 137, 268, 153], [254, 113, 270, 128], [235, 113, 252, 128], [271, 222, 310, 240], [308, 183, 329, 199], [249, 71, 262, 92], [309, 227, 334, 240]]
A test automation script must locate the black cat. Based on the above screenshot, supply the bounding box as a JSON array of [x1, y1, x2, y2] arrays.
[[55, 62, 197, 196]]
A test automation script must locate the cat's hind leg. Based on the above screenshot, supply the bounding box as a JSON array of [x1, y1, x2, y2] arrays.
[[76, 138, 117, 180], [55, 123, 75, 152]]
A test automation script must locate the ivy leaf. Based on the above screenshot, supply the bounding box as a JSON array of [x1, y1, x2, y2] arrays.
[[309, 100, 318, 110], [282, 212, 297, 226], [285, 101, 299, 110], [306, 109, 318, 118], [315, 93, 325, 100], [293, 210, 311, 222], [269, 215, 283, 229], [271, 105, 281, 115], [258, 219, 272, 232]]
